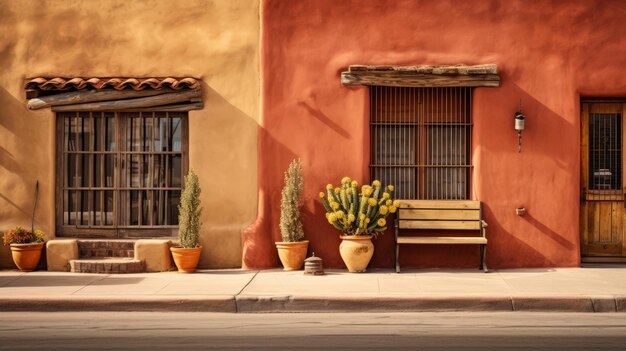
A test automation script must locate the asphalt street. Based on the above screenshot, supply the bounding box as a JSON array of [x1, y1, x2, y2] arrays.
[[1, 311, 626, 350]]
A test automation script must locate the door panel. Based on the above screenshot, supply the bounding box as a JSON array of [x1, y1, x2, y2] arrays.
[[581, 101, 626, 261]]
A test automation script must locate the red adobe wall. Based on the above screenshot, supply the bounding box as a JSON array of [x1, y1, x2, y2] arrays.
[[243, 0, 626, 269]]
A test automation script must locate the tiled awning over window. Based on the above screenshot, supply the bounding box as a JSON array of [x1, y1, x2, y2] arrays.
[[24, 77, 202, 112], [24, 77, 200, 91]]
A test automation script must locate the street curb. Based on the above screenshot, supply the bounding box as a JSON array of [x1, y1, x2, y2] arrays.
[[235, 295, 514, 313], [0, 295, 237, 312], [2, 295, 626, 313]]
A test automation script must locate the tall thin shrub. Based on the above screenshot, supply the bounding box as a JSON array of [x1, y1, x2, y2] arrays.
[[178, 169, 202, 248], [279, 159, 304, 242]]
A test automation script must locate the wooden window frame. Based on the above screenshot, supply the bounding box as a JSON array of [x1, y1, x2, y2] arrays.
[[55, 111, 189, 238], [369, 86, 472, 200]]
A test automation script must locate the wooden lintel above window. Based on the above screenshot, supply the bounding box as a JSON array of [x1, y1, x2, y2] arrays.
[[341, 64, 500, 88]]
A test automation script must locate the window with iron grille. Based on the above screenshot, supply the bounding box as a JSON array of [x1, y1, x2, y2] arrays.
[[370, 86, 472, 199], [56, 111, 188, 238]]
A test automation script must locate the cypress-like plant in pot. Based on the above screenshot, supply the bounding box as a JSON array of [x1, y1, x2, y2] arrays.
[[275, 159, 309, 270], [170, 169, 203, 273]]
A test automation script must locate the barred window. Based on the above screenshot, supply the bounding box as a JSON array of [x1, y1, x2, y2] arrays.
[[370, 86, 472, 199], [57, 111, 188, 237]]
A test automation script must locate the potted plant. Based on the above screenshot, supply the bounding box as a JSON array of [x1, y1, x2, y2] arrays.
[[320, 177, 399, 272], [3, 226, 46, 271], [170, 169, 203, 273], [275, 159, 309, 270]]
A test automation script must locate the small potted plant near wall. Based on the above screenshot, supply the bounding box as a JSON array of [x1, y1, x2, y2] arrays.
[[3, 226, 46, 272], [275, 159, 309, 270], [170, 169, 203, 273], [320, 177, 399, 272]]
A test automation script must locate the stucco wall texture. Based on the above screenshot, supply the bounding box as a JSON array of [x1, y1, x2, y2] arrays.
[[243, 0, 626, 269], [0, 0, 259, 268]]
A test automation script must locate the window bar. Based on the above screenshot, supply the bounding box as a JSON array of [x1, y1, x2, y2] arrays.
[[394, 86, 397, 198], [467, 88, 472, 199], [435, 86, 439, 199], [99, 113, 105, 226], [456, 87, 460, 199], [113, 113, 119, 229], [408, 87, 412, 199], [369, 87, 372, 188], [165, 113, 171, 225], [422, 88, 435, 199], [440, 87, 452, 199], [74, 112, 81, 226], [125, 115, 131, 227], [138, 113, 144, 226], [88, 112, 93, 227], [406, 85, 411, 199], [149, 112, 155, 226], [418, 87, 423, 199]]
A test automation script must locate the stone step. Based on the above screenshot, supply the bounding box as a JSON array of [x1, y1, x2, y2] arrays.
[[69, 258, 145, 274], [77, 239, 137, 259]]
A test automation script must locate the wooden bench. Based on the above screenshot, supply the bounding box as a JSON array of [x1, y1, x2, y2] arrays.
[[394, 200, 488, 273]]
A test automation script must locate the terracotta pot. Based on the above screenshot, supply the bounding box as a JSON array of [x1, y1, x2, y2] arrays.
[[339, 235, 374, 273], [170, 246, 203, 273], [275, 240, 309, 270], [10, 242, 44, 272]]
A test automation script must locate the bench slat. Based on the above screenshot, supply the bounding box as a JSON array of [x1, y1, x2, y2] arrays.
[[398, 209, 480, 220], [399, 200, 480, 210], [397, 237, 487, 244], [398, 220, 481, 230]]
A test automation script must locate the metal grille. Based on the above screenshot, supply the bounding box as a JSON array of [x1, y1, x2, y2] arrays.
[[60, 112, 186, 233], [589, 112, 622, 191], [370, 86, 472, 199]]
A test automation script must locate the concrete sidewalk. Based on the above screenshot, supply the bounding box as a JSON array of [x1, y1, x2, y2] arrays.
[[1, 268, 625, 313]]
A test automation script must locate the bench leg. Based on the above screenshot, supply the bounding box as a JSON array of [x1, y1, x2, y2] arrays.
[[395, 244, 400, 273], [480, 244, 488, 273]]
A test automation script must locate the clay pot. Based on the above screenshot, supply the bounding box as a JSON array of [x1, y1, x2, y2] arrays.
[[339, 235, 374, 273], [275, 240, 309, 270], [10, 242, 44, 272], [170, 246, 203, 273]]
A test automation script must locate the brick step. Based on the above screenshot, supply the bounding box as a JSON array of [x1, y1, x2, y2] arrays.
[[77, 239, 137, 259], [69, 258, 145, 274]]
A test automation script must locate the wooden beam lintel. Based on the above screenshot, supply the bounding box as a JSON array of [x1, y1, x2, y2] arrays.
[[52, 101, 204, 112], [51, 89, 202, 112], [340, 72, 500, 87]]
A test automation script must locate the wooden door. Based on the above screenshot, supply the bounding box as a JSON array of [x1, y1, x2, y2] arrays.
[[581, 101, 626, 262]]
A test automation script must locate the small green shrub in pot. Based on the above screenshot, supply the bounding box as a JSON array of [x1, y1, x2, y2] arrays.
[[178, 169, 202, 248], [275, 158, 309, 270], [279, 158, 304, 243], [170, 169, 203, 273]]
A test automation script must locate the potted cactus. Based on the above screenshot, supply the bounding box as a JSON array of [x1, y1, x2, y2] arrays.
[[170, 169, 203, 273], [320, 177, 398, 272], [275, 159, 309, 270]]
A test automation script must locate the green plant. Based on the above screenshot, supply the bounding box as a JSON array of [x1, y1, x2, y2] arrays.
[[178, 169, 202, 248], [320, 177, 399, 236], [3, 226, 46, 245], [279, 159, 304, 242]]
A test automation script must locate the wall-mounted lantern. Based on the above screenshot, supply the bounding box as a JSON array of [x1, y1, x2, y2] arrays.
[[514, 111, 526, 152]]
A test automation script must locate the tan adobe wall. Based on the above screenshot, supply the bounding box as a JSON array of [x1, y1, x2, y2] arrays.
[[0, 0, 259, 268]]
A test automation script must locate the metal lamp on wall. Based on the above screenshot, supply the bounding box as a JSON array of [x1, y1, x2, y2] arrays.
[[514, 111, 526, 152]]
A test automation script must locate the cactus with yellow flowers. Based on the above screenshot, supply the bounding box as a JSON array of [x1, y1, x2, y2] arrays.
[[320, 177, 399, 237]]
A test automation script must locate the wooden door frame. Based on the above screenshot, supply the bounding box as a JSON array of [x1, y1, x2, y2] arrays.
[[580, 99, 626, 262]]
